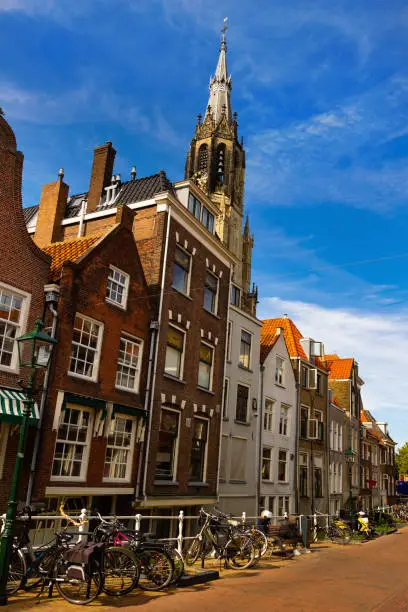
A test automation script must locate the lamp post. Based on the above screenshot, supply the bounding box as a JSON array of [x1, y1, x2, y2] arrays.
[[0, 319, 56, 605], [345, 447, 356, 523]]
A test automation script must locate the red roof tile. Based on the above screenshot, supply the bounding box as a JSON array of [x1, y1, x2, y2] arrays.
[[42, 233, 104, 281], [261, 317, 307, 361], [325, 358, 354, 379]]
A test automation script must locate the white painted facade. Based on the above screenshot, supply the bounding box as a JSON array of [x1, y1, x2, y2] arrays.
[[218, 304, 262, 517], [259, 333, 297, 516]]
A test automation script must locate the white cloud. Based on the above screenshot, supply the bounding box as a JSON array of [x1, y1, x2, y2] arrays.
[[259, 296, 408, 445]]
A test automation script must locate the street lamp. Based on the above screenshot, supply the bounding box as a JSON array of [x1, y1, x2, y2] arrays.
[[0, 319, 56, 605], [345, 447, 356, 523]]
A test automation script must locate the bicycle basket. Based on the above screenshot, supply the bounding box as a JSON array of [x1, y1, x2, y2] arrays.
[[63, 542, 104, 564]]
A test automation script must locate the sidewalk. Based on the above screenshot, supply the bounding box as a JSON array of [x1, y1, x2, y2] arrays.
[[8, 527, 408, 611]]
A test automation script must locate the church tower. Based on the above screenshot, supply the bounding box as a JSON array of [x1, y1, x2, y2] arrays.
[[184, 20, 257, 315]]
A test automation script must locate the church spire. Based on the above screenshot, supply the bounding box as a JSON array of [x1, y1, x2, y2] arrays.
[[206, 18, 232, 125]]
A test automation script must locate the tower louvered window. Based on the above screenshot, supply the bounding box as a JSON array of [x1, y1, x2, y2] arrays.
[[198, 144, 208, 172], [216, 144, 226, 184]]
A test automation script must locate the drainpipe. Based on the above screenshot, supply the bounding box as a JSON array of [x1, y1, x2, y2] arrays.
[[257, 363, 265, 514], [142, 206, 172, 503], [294, 361, 301, 514], [26, 287, 59, 505], [134, 321, 158, 502]]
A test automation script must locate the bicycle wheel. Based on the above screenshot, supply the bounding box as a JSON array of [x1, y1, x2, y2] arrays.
[[54, 553, 102, 605], [170, 548, 184, 584], [7, 548, 26, 595], [184, 537, 202, 566], [226, 535, 256, 570], [138, 548, 173, 591], [329, 526, 351, 544], [247, 529, 268, 557], [102, 547, 139, 596]]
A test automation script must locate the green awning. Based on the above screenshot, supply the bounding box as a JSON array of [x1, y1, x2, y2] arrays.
[[112, 404, 147, 420], [62, 392, 106, 418], [0, 388, 39, 425]]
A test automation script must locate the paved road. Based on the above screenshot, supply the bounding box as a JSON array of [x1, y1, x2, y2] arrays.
[[12, 527, 408, 611]]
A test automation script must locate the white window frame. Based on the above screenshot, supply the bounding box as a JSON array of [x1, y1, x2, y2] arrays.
[[172, 246, 191, 296], [235, 382, 250, 424], [279, 404, 290, 436], [278, 449, 288, 483], [275, 356, 284, 385], [198, 341, 214, 391], [115, 334, 143, 393], [51, 404, 93, 481], [0, 282, 30, 374], [222, 377, 229, 419], [203, 271, 219, 315], [106, 265, 130, 310], [103, 414, 137, 483], [189, 416, 209, 483], [263, 398, 274, 432], [69, 313, 104, 382], [262, 446, 273, 482], [155, 407, 181, 482], [278, 495, 290, 517], [239, 329, 252, 369], [226, 320, 232, 361], [164, 324, 186, 380], [299, 452, 309, 496], [230, 284, 241, 307]]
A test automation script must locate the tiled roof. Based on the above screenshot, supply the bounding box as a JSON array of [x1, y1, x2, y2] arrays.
[[23, 205, 38, 224], [261, 317, 307, 360], [23, 171, 173, 224], [260, 334, 279, 364], [324, 354, 340, 361], [325, 358, 354, 379], [42, 233, 104, 281]]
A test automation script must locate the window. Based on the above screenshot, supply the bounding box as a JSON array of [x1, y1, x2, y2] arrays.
[[239, 330, 251, 369], [116, 336, 142, 392], [164, 326, 185, 379], [315, 467, 323, 497], [299, 453, 308, 496], [204, 272, 218, 314], [231, 285, 241, 307], [330, 422, 334, 450], [155, 409, 179, 481], [104, 416, 135, 481], [278, 450, 288, 482], [198, 144, 208, 172], [262, 447, 273, 481], [226, 321, 232, 361], [220, 435, 228, 481], [188, 193, 201, 219], [172, 247, 191, 294], [189, 418, 208, 482], [263, 398, 274, 431], [201, 206, 214, 233], [317, 373, 322, 394], [301, 366, 309, 388], [300, 407, 309, 439], [259, 496, 265, 512], [198, 343, 213, 390], [188, 195, 214, 233], [275, 357, 284, 385], [314, 410, 324, 441], [222, 378, 229, 419], [279, 405, 289, 436], [268, 497, 275, 514], [230, 437, 246, 481], [52, 406, 92, 479], [278, 496, 290, 517], [235, 384, 249, 423], [0, 286, 25, 369], [106, 266, 129, 309], [69, 314, 103, 380]]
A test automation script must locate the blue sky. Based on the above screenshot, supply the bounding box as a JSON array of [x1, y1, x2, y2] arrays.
[[1, 0, 408, 443]]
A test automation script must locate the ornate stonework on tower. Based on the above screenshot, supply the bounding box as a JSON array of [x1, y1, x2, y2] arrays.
[[184, 19, 257, 315]]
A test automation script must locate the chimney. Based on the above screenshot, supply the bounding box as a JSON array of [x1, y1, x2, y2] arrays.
[[34, 170, 69, 247], [87, 142, 116, 213], [275, 326, 284, 336]]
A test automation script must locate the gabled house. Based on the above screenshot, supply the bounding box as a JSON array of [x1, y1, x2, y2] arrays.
[[328, 396, 346, 515], [361, 409, 396, 507], [261, 316, 330, 515], [259, 326, 297, 516]]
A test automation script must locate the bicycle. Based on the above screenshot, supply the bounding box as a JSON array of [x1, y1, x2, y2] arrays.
[[184, 508, 256, 570], [313, 516, 351, 544]]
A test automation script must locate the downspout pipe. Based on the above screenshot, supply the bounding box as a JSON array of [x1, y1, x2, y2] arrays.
[[26, 297, 59, 505], [257, 363, 265, 514], [142, 206, 172, 502], [294, 361, 301, 514]]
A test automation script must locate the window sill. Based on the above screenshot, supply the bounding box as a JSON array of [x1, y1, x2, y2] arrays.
[[115, 385, 139, 394], [172, 287, 192, 301], [103, 478, 132, 484], [238, 364, 253, 373], [262, 480, 274, 484], [163, 373, 186, 384], [275, 382, 286, 389], [226, 359, 232, 365], [188, 482, 209, 487], [154, 480, 179, 486], [203, 309, 220, 320], [197, 386, 215, 395], [278, 481, 290, 485], [234, 420, 251, 427], [105, 297, 127, 311], [229, 480, 247, 485], [50, 477, 86, 483], [68, 372, 98, 383]]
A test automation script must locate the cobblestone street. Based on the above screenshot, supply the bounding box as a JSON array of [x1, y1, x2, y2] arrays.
[[8, 527, 408, 612]]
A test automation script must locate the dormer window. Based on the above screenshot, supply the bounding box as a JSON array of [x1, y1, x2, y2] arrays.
[[231, 285, 241, 307], [188, 194, 214, 233], [106, 266, 129, 309]]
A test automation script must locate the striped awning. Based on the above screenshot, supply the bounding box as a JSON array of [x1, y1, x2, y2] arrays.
[[0, 388, 40, 424]]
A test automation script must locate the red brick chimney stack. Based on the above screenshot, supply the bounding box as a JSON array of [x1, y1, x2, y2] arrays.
[[87, 142, 116, 213], [34, 171, 69, 247]]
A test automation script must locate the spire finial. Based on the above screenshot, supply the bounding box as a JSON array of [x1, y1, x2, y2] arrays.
[[221, 17, 228, 46]]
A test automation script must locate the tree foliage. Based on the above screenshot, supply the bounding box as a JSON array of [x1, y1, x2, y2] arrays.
[[395, 442, 408, 477]]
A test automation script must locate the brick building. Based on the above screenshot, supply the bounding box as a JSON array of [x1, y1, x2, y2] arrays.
[[361, 409, 396, 507], [26, 143, 234, 524], [0, 111, 51, 509], [29, 201, 150, 515]]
